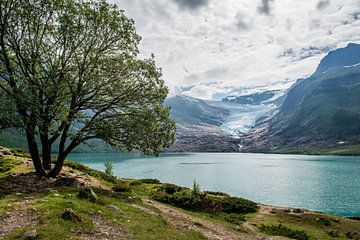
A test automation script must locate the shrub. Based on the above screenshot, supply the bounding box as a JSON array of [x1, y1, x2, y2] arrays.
[[223, 213, 246, 225], [77, 187, 98, 203], [139, 178, 161, 184], [316, 217, 331, 226], [192, 180, 201, 196], [203, 191, 230, 197], [113, 182, 131, 193], [152, 183, 257, 215], [104, 161, 113, 176], [259, 224, 309, 240], [157, 183, 184, 194], [212, 196, 258, 214]]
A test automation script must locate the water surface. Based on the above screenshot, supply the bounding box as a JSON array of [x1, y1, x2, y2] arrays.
[[68, 152, 360, 216]]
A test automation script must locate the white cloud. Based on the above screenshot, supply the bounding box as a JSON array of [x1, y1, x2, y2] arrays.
[[110, 0, 360, 100]]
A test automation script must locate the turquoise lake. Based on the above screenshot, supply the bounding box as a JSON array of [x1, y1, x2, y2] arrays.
[[68, 152, 360, 217]]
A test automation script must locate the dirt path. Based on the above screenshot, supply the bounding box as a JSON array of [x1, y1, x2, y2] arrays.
[[0, 196, 40, 239], [78, 215, 127, 240], [143, 199, 257, 240]]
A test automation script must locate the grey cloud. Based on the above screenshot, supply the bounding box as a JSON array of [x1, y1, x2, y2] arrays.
[[317, 0, 330, 10], [258, 0, 274, 15], [173, 0, 208, 10]]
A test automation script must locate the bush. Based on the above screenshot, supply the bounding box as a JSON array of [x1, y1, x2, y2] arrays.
[[259, 224, 309, 240], [139, 178, 161, 184], [157, 183, 184, 194], [104, 161, 113, 176], [77, 187, 98, 203], [316, 217, 331, 226], [223, 213, 246, 225], [152, 183, 257, 215], [203, 191, 229, 197], [113, 182, 131, 193], [192, 180, 201, 196]]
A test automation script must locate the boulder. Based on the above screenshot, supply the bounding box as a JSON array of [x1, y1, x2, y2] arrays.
[[77, 187, 98, 202], [53, 177, 84, 188], [22, 230, 38, 239], [2, 149, 12, 155], [61, 208, 83, 222], [347, 231, 360, 239]]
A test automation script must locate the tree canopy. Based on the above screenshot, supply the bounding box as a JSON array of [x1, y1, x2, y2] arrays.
[[0, 0, 176, 177]]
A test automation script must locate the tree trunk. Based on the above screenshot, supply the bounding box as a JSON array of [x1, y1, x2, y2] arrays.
[[48, 152, 66, 178], [40, 133, 52, 170], [26, 130, 48, 177]]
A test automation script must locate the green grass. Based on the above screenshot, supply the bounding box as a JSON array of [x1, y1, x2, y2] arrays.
[[0, 155, 23, 177], [248, 208, 360, 240], [1, 188, 206, 240]]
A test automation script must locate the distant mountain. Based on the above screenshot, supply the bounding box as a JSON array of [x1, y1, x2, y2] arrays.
[[240, 43, 360, 150], [165, 95, 228, 127], [164, 95, 240, 152], [222, 90, 285, 105], [314, 43, 360, 75]]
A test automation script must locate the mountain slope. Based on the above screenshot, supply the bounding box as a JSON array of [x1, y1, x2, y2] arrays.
[[164, 95, 240, 152], [241, 43, 360, 150]]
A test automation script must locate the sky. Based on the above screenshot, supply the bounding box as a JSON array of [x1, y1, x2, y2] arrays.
[[110, 0, 360, 100]]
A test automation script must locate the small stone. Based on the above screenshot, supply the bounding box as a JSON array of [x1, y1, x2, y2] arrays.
[[54, 193, 60, 197], [292, 208, 304, 214], [64, 194, 73, 198], [108, 205, 121, 212], [61, 208, 83, 222], [2, 150, 12, 155], [22, 229, 38, 239], [53, 177, 84, 188], [346, 231, 360, 239], [48, 189, 58, 193], [15, 192, 22, 196]]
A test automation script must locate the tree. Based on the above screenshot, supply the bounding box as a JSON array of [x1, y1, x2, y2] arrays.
[[0, 0, 176, 177]]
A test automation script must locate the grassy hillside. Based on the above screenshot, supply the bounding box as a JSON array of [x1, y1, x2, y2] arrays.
[[1, 148, 360, 239]]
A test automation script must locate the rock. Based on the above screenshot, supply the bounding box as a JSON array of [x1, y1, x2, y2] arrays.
[[2, 149, 12, 155], [61, 208, 83, 222], [108, 205, 121, 212], [53, 177, 84, 188], [22, 230, 38, 239], [77, 187, 98, 202], [64, 194, 73, 198], [292, 208, 304, 214], [0, 145, 3, 149], [0, 152, 3, 157], [54, 193, 60, 197], [347, 231, 360, 239], [327, 230, 340, 237]]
